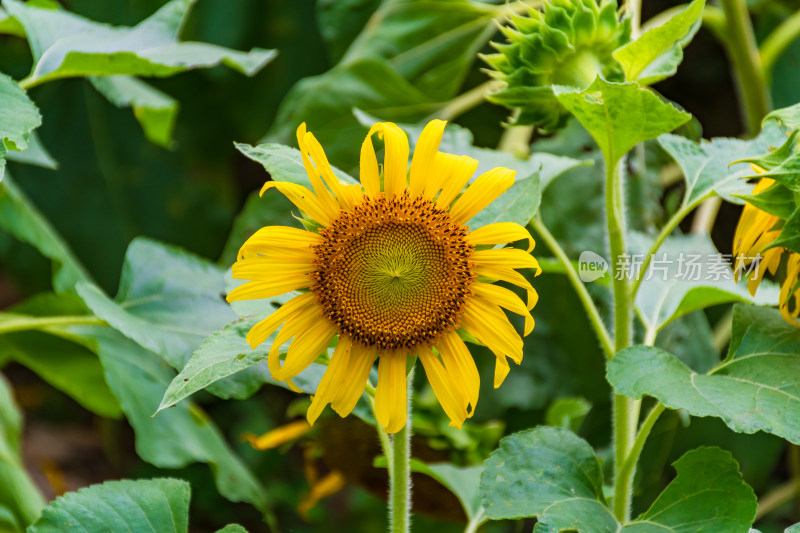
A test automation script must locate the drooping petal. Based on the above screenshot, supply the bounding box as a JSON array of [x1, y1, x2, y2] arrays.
[[244, 292, 317, 348], [374, 352, 408, 433], [267, 302, 326, 377], [436, 331, 479, 417], [468, 222, 535, 252], [472, 282, 534, 335], [409, 119, 447, 197], [261, 181, 332, 227], [435, 155, 479, 206], [330, 342, 377, 417], [494, 356, 511, 388], [303, 129, 364, 210], [275, 319, 338, 380], [362, 123, 409, 197], [449, 168, 516, 224], [307, 336, 353, 426], [418, 346, 468, 428], [296, 124, 340, 220], [474, 263, 539, 310], [460, 295, 523, 364]]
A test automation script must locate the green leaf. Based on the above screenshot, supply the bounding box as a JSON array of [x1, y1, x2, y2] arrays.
[[0, 72, 41, 180], [555, 78, 691, 165], [768, 206, 800, 254], [786, 524, 800, 533], [735, 181, 796, 220], [0, 329, 121, 419], [763, 102, 800, 131], [545, 396, 592, 431], [480, 426, 616, 530], [261, 58, 441, 167], [75, 237, 237, 370], [234, 143, 357, 187], [341, 0, 496, 101], [468, 172, 541, 228], [0, 373, 44, 532], [0, 7, 25, 37], [613, 0, 705, 85], [27, 478, 191, 533], [658, 122, 787, 207], [4, 132, 57, 170], [67, 327, 268, 511], [215, 526, 248, 533], [5, 0, 276, 86], [0, 175, 91, 292], [158, 316, 309, 407], [409, 461, 483, 521], [622, 447, 756, 532], [607, 304, 800, 444], [89, 76, 178, 148], [633, 233, 778, 332]]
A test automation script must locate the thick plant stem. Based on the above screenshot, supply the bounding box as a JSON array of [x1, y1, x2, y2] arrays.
[[388, 369, 413, 533], [606, 159, 636, 522], [0, 315, 105, 334], [531, 215, 614, 359], [719, 0, 770, 136]]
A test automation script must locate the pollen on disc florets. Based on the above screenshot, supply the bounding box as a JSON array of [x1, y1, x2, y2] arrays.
[[310, 192, 476, 351]]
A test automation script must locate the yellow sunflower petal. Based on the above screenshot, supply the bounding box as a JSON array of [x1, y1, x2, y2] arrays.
[[261, 181, 332, 227], [307, 336, 353, 426], [303, 130, 364, 211], [226, 275, 312, 301], [331, 342, 377, 417], [232, 257, 314, 279], [409, 119, 447, 197], [435, 155, 479, 206], [274, 319, 338, 381], [449, 168, 516, 224], [244, 292, 317, 348], [364, 123, 409, 197], [472, 282, 534, 336], [296, 124, 340, 219], [473, 248, 541, 274], [468, 222, 535, 252], [474, 263, 539, 310], [436, 331, 479, 417], [460, 295, 523, 364], [360, 131, 381, 197], [298, 471, 347, 519], [494, 356, 511, 388], [267, 303, 324, 377], [375, 352, 408, 433], [418, 346, 468, 428]]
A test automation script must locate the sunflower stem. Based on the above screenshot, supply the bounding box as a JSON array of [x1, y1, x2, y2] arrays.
[[605, 158, 636, 522], [388, 368, 414, 533], [718, 0, 771, 136]]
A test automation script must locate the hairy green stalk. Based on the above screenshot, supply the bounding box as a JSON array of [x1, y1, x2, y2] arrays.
[[388, 369, 413, 533]]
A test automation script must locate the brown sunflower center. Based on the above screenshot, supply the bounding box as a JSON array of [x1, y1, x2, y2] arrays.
[[310, 193, 475, 351]]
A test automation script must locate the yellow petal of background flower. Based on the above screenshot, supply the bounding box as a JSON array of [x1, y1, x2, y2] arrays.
[[243, 419, 311, 450], [375, 352, 408, 433]]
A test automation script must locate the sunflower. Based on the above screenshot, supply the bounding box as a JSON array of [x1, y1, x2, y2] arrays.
[[227, 120, 540, 433], [733, 172, 800, 325]]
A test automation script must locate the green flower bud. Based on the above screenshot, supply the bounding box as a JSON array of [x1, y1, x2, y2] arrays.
[[483, 0, 631, 131]]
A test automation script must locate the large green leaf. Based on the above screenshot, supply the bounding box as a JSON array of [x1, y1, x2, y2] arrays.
[[633, 233, 778, 332], [0, 72, 41, 180], [263, 0, 497, 165], [763, 102, 800, 131], [4, 132, 57, 170], [555, 78, 691, 165], [75, 237, 237, 370], [467, 172, 540, 228], [0, 373, 44, 533], [64, 326, 268, 511], [480, 427, 616, 530], [0, 174, 91, 292], [4, 0, 274, 147], [262, 58, 441, 168], [608, 305, 800, 444], [27, 478, 190, 533], [658, 122, 787, 207], [341, 0, 496, 100], [409, 461, 483, 521], [88, 76, 178, 148], [622, 447, 756, 532], [613, 0, 705, 85]]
